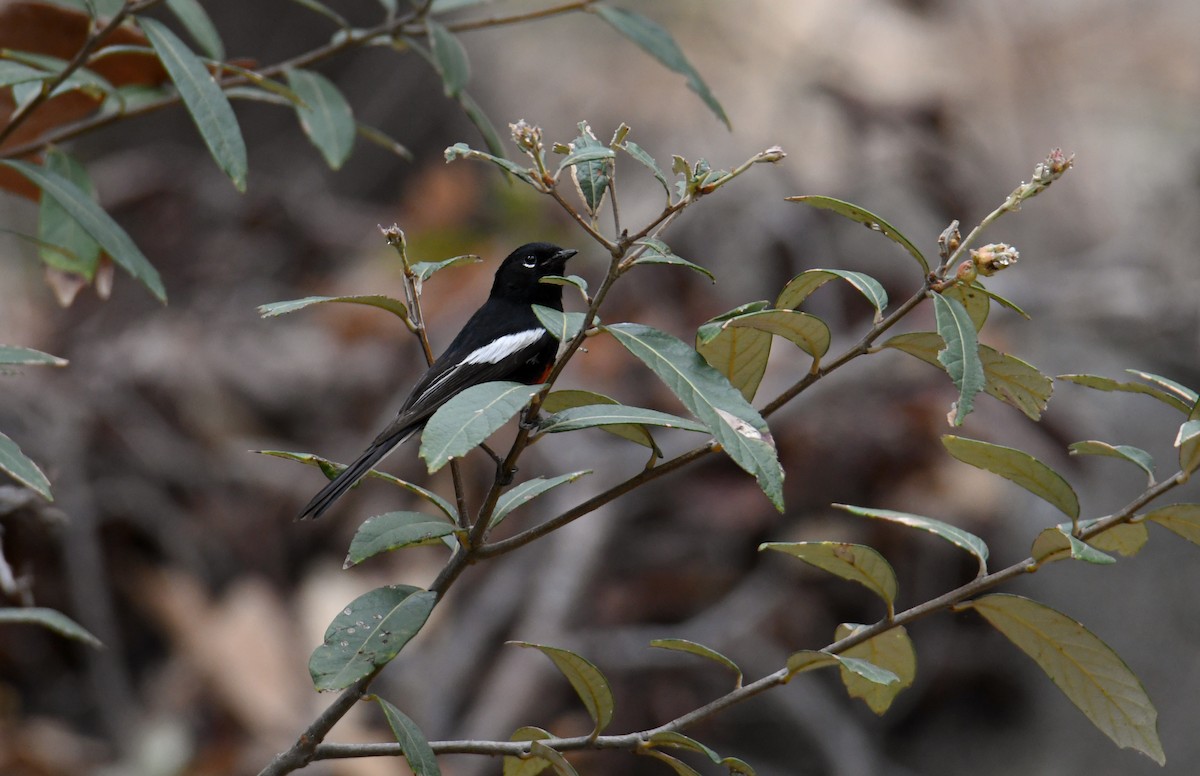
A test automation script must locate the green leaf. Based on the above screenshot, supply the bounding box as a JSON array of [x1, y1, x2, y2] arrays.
[[1030, 527, 1115, 566], [285, 68, 356, 170], [631, 237, 714, 282], [1176, 414, 1200, 474], [646, 732, 720, 763], [253, 449, 456, 519], [776, 269, 888, 323], [605, 323, 784, 510], [491, 470, 591, 528], [140, 17, 247, 192], [884, 333, 1053, 421], [37, 149, 102, 277], [529, 742, 579, 776], [761, 542, 897, 616], [539, 274, 589, 304], [561, 122, 612, 217], [427, 18, 469, 97], [344, 512, 455, 568], [964, 594, 1164, 765], [1144, 504, 1200, 546], [932, 293, 986, 425], [695, 325, 771, 402], [457, 90, 507, 160], [620, 140, 671, 201], [542, 390, 658, 451], [257, 294, 409, 322], [649, 638, 742, 688], [532, 305, 586, 343], [971, 282, 1030, 319], [375, 697, 442, 776], [420, 382, 544, 473], [0, 430, 52, 500], [285, 0, 350, 27], [834, 623, 916, 714], [786, 650, 898, 686], [539, 405, 708, 435], [0, 607, 101, 647], [0, 346, 67, 367], [942, 281, 989, 331], [505, 727, 553, 776], [510, 641, 614, 736], [640, 750, 702, 776], [309, 585, 437, 691], [592, 6, 729, 129], [1125, 370, 1197, 406], [833, 504, 988, 576], [695, 303, 770, 344], [356, 122, 413, 161], [785, 650, 838, 675], [444, 142, 535, 185], [785, 195, 928, 273], [411, 254, 481, 282], [0, 160, 166, 301], [165, 0, 225, 60], [1069, 441, 1155, 485], [0, 61, 50, 88], [721, 756, 757, 776], [1067, 518, 1148, 557], [1057, 374, 1191, 414], [723, 309, 831, 360], [942, 436, 1080, 520]]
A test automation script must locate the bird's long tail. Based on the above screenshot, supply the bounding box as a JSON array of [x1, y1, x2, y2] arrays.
[[298, 425, 418, 520]]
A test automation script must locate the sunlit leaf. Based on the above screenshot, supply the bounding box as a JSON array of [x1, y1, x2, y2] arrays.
[[785, 195, 928, 273], [834, 623, 916, 714], [650, 638, 742, 688], [932, 293, 985, 425], [510, 641, 614, 735], [376, 697, 441, 776], [1125, 370, 1197, 407], [833, 504, 987, 576], [286, 68, 356, 170], [1069, 441, 1155, 485], [530, 742, 579, 776], [421, 382, 544, 473], [942, 281, 989, 331], [942, 436, 1080, 520], [1068, 518, 1148, 557], [542, 389, 657, 451], [646, 731, 721, 763], [762, 541, 897, 616], [504, 727, 552, 776], [723, 309, 830, 360], [1031, 527, 1115, 566], [344, 512, 455, 568], [1176, 414, 1200, 474], [776, 269, 888, 322], [1058, 374, 1190, 414], [786, 649, 898, 686], [964, 594, 1164, 764], [1144, 503, 1200, 546], [696, 323, 771, 402], [0, 607, 101, 647]]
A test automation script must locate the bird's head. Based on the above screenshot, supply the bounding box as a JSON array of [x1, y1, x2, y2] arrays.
[[491, 243, 578, 304]]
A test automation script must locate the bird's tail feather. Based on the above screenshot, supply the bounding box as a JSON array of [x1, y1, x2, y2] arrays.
[[298, 426, 417, 520]]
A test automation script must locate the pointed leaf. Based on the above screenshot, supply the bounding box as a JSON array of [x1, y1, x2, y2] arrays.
[[421, 382, 544, 473], [835, 623, 916, 713], [0, 607, 101, 647], [1058, 374, 1190, 414], [1031, 527, 1115, 566], [1069, 441, 1155, 485], [505, 727, 552, 776], [964, 594, 1164, 764], [376, 697, 442, 776], [724, 309, 830, 360], [1145, 504, 1200, 546], [257, 294, 409, 322], [721, 756, 757, 776], [1125, 370, 1197, 406], [356, 122, 413, 161], [427, 18, 469, 97], [491, 470, 591, 528], [344, 512, 455, 568], [309, 585, 437, 690], [786, 195, 928, 273], [696, 325, 771, 403], [0, 161, 165, 301], [620, 140, 671, 200], [542, 389, 657, 451], [529, 742, 579, 776], [140, 17, 247, 191], [510, 641, 614, 735], [833, 504, 988, 576], [532, 305, 586, 343], [942, 281, 990, 331], [592, 6, 729, 128], [285, 0, 350, 27], [560, 123, 612, 216], [445, 142, 535, 185], [0, 346, 67, 367], [646, 731, 720, 763], [761, 541, 897, 616], [38, 149, 101, 278], [286, 68, 356, 170], [457, 90, 507, 159], [776, 269, 888, 322], [649, 638, 742, 688], [165, 0, 225, 59], [605, 323, 784, 510], [786, 650, 898, 685], [932, 293, 985, 425], [0, 431, 52, 500], [786, 650, 839, 676], [1068, 518, 1148, 557], [539, 405, 707, 435], [943, 435, 1080, 519], [972, 282, 1030, 319], [631, 237, 714, 282], [411, 254, 482, 281], [1176, 415, 1200, 474]]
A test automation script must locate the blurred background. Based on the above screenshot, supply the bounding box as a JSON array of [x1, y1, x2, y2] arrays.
[[2, 0, 1199, 774]]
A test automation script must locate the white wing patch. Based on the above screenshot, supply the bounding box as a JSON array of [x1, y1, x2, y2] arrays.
[[461, 329, 545, 366]]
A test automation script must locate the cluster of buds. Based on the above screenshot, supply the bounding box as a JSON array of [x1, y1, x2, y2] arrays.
[[509, 120, 543, 158], [1011, 148, 1075, 205], [752, 145, 787, 164], [971, 242, 1019, 276]]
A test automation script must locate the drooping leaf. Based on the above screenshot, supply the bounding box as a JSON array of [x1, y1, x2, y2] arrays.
[[457, 90, 508, 160], [0, 607, 101, 647], [640, 750, 702, 776], [721, 756, 757, 775], [426, 18, 469, 97], [1125, 370, 1197, 407], [942, 281, 990, 331], [964, 594, 1164, 764], [0, 346, 67, 367], [344, 512, 456, 568], [1058, 374, 1190, 414], [761, 541, 897, 616], [942, 435, 1080, 521], [1068, 518, 1148, 557], [139, 17, 247, 192], [630, 237, 714, 282], [421, 382, 544, 473], [1030, 527, 1115, 566], [723, 309, 831, 360], [1144, 504, 1200, 546], [505, 727, 553, 776], [620, 139, 671, 201], [532, 305, 587, 343], [786, 650, 899, 686], [695, 309, 771, 403], [0, 430, 53, 500], [591, 5, 729, 128], [285, 68, 356, 170], [834, 623, 916, 713], [257, 294, 408, 323], [833, 504, 988, 576], [530, 742, 579, 776], [356, 122, 413, 160], [932, 292, 985, 425], [1069, 441, 1155, 485], [444, 142, 535, 185], [971, 282, 1030, 319], [785, 650, 838, 675], [1176, 414, 1200, 474], [0, 61, 49, 88], [510, 641, 614, 735], [542, 389, 658, 451], [786, 195, 929, 273], [646, 732, 720, 764], [0, 161, 166, 301], [649, 638, 742, 688], [560, 122, 612, 216], [605, 323, 784, 510], [538, 405, 707, 435], [776, 269, 888, 322], [411, 254, 482, 281], [309, 585, 437, 690], [491, 470, 591, 528], [375, 697, 442, 776], [165, 0, 225, 60], [37, 149, 102, 278]]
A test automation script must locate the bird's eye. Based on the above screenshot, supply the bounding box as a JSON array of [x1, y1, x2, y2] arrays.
[[522, 257, 537, 268]]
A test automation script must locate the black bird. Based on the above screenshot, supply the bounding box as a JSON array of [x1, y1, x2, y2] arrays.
[[299, 242, 578, 519]]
